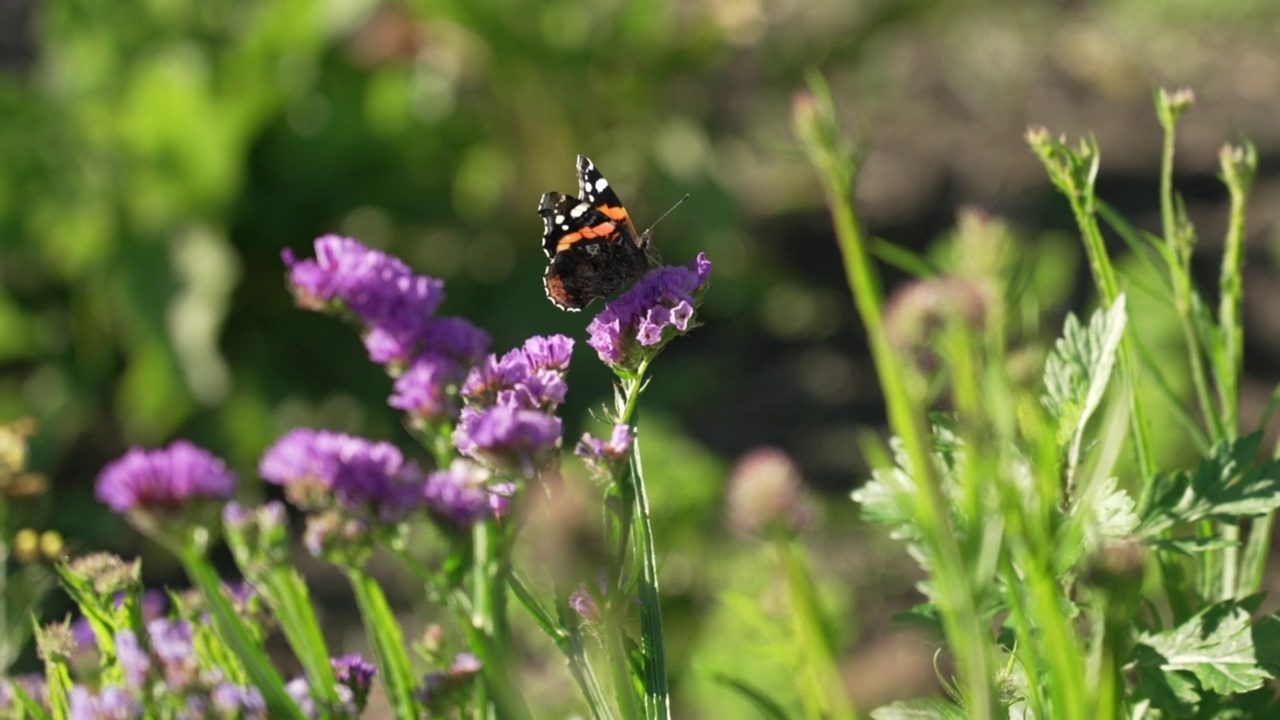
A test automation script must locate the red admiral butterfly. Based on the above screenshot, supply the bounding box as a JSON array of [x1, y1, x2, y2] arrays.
[[538, 156, 659, 311]]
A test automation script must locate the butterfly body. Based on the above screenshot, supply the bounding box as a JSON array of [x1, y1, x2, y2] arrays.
[[539, 156, 656, 311]]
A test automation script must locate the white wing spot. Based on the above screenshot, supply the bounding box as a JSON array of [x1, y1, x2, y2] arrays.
[[595, 177, 609, 192], [554, 215, 565, 224], [560, 224, 570, 230], [570, 204, 588, 218]]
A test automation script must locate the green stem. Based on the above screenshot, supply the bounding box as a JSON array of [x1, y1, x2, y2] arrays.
[[347, 566, 418, 720], [613, 359, 669, 719], [179, 549, 303, 719], [798, 75, 996, 717], [468, 518, 531, 720], [508, 571, 615, 720], [779, 539, 856, 720], [1220, 144, 1256, 597]]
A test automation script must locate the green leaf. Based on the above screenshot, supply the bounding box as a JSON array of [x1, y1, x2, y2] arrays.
[[348, 567, 419, 720], [870, 698, 968, 719], [1042, 295, 1127, 467], [1133, 597, 1271, 697], [1139, 433, 1280, 536], [708, 672, 794, 720], [1133, 643, 1200, 718], [260, 569, 341, 710], [1145, 536, 1236, 556], [179, 550, 303, 719]]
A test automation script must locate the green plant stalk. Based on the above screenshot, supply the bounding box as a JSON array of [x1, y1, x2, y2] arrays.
[[1005, 531, 1089, 720], [347, 566, 418, 720], [625, 399, 670, 720], [602, 355, 670, 720], [779, 538, 857, 720], [508, 570, 614, 720], [1220, 146, 1258, 597], [178, 548, 303, 719], [1159, 124, 1222, 447], [1062, 160, 1157, 484], [1217, 150, 1249, 439], [797, 80, 995, 715], [468, 517, 532, 720], [1000, 557, 1048, 719], [606, 603, 641, 720], [259, 568, 341, 709]]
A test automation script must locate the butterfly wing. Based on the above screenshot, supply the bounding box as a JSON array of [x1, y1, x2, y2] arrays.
[[576, 156, 642, 243], [538, 191, 648, 311]]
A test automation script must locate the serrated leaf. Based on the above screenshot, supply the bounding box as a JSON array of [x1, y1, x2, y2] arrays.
[[1144, 536, 1236, 556], [1133, 598, 1270, 697], [1133, 643, 1200, 718], [1042, 296, 1127, 463], [870, 698, 968, 720], [1249, 613, 1280, 678], [1139, 433, 1280, 536]]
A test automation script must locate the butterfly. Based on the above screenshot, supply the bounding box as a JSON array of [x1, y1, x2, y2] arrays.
[[538, 156, 659, 311]]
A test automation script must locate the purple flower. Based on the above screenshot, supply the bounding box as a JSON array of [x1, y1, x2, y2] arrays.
[[211, 684, 266, 719], [453, 405, 562, 477], [569, 586, 601, 624], [575, 424, 634, 484], [285, 677, 316, 718], [460, 335, 573, 411], [489, 482, 516, 519], [332, 653, 377, 691], [147, 618, 197, 689], [69, 685, 142, 720], [416, 652, 484, 708], [260, 429, 426, 522], [587, 253, 712, 368], [283, 235, 445, 344], [95, 441, 236, 514], [424, 459, 498, 528], [114, 630, 151, 690], [259, 428, 344, 500], [389, 354, 467, 424], [332, 653, 377, 709], [366, 314, 491, 369], [575, 424, 633, 461]]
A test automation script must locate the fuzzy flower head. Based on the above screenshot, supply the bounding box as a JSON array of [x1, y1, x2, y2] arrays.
[[726, 448, 814, 538], [260, 428, 426, 523], [95, 442, 236, 536], [587, 253, 711, 371]]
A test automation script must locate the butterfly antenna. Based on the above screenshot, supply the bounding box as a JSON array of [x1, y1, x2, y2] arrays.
[[642, 193, 690, 236]]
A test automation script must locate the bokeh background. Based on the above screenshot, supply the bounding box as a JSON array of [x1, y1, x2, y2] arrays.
[[3, 0, 1280, 715]]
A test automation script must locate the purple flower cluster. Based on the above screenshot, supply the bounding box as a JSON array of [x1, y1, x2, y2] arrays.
[[259, 428, 425, 523], [285, 654, 375, 719], [332, 653, 377, 709], [587, 253, 712, 368], [69, 685, 141, 719], [95, 441, 236, 515], [284, 235, 490, 423], [453, 335, 573, 477], [575, 424, 634, 484], [423, 459, 515, 529], [59, 616, 270, 719]]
